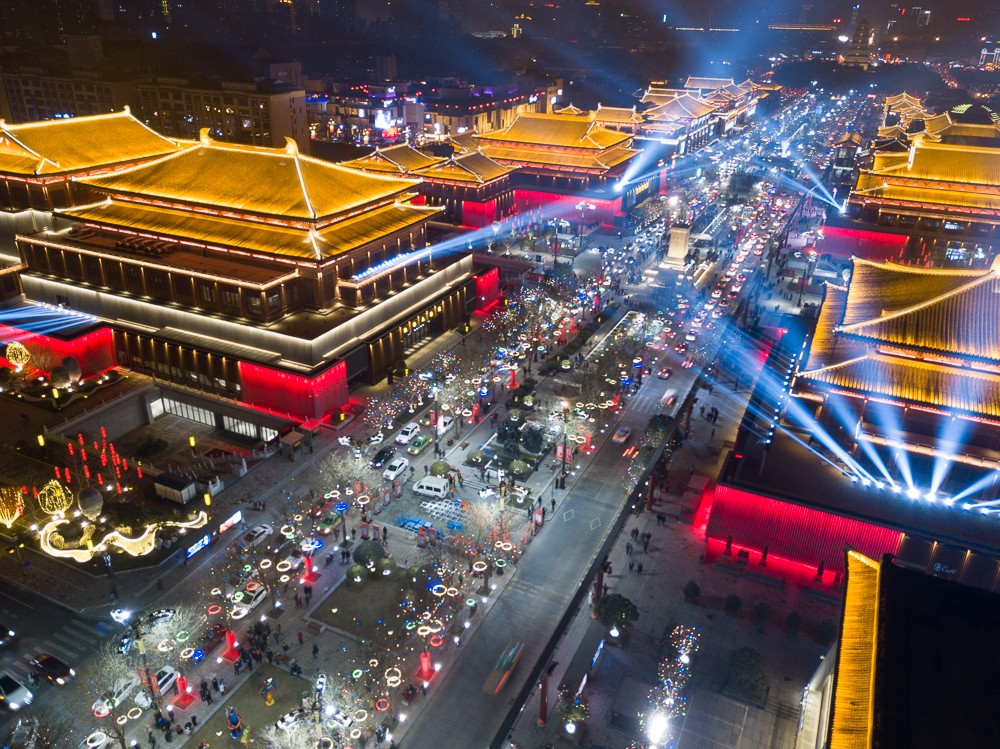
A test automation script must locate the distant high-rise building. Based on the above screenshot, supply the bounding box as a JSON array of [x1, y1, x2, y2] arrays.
[[843, 18, 873, 70]]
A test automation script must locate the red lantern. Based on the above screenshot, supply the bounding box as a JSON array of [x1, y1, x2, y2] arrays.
[[67, 443, 74, 457], [97, 473, 103, 485], [81, 449, 87, 462], [78, 433, 84, 445], [65, 468, 71, 483], [100, 426, 106, 439], [116, 482, 122, 495], [84, 465, 91, 479], [137, 467, 143, 479], [54, 467, 61, 480]]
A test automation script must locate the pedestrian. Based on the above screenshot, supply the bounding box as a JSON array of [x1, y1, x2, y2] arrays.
[[420, 682, 427, 696], [383, 527, 389, 543], [312, 643, 319, 659], [234, 660, 242, 676], [699, 404, 705, 418], [424, 465, 429, 475], [643, 537, 649, 553], [551, 497, 556, 512], [184, 722, 192, 735], [602, 582, 608, 597], [282, 642, 290, 655], [625, 541, 632, 556], [351, 527, 357, 539], [191, 715, 198, 728], [637, 562, 644, 575], [164, 728, 173, 744], [457, 470, 464, 487], [219, 677, 227, 694], [631, 527, 639, 541], [212, 675, 219, 692], [266, 648, 273, 664], [628, 559, 635, 574]]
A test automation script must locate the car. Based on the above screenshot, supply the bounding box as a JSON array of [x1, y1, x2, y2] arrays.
[[117, 608, 176, 655], [316, 511, 343, 536], [0, 626, 14, 647], [395, 423, 420, 445], [682, 358, 695, 369], [711, 289, 722, 299], [369, 445, 396, 469], [91, 673, 137, 718], [30, 653, 74, 686], [383, 456, 409, 481], [407, 434, 432, 455], [685, 331, 697, 342], [0, 673, 32, 712], [198, 624, 228, 654], [231, 585, 269, 620], [483, 640, 523, 694], [657, 367, 673, 380], [134, 666, 178, 709], [674, 342, 688, 354], [282, 548, 307, 571], [612, 427, 631, 444], [559, 358, 572, 370], [241, 524, 272, 548]]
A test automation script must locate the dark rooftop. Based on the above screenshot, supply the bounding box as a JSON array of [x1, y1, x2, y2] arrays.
[[873, 560, 1000, 749]]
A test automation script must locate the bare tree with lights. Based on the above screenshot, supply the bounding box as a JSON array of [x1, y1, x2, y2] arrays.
[[85, 642, 140, 749]]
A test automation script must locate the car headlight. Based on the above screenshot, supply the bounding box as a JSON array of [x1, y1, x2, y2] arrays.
[[8, 702, 18, 710], [69, 669, 76, 676], [56, 678, 65, 685], [6, 630, 14, 637]]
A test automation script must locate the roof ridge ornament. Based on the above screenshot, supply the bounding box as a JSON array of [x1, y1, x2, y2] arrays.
[[284, 137, 299, 156], [199, 128, 212, 146]]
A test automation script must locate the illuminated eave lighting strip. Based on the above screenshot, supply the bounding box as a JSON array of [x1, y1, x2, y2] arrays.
[[23, 235, 298, 291]]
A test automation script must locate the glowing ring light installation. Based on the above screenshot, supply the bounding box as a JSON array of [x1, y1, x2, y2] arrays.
[[276, 561, 292, 572], [116, 716, 128, 726], [472, 561, 488, 573], [231, 592, 244, 603], [259, 559, 272, 569], [210, 588, 222, 597], [175, 630, 190, 643], [368, 659, 379, 669], [280, 525, 295, 538], [417, 626, 431, 637], [356, 495, 370, 507], [352, 669, 364, 680], [446, 587, 459, 597], [429, 635, 444, 648], [207, 605, 222, 616], [350, 729, 362, 740], [385, 667, 402, 687], [180, 647, 195, 659], [127, 708, 142, 720], [353, 709, 368, 722], [375, 698, 390, 712], [280, 575, 290, 583], [293, 514, 303, 522], [430, 583, 446, 596], [245, 581, 260, 593], [156, 640, 173, 652]]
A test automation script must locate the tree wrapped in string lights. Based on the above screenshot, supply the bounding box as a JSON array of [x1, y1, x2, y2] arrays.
[[0, 486, 24, 528], [635, 625, 701, 748], [55, 427, 141, 505]]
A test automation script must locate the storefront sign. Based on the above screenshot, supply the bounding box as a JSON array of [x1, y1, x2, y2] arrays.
[[185, 534, 211, 559], [218, 510, 243, 534]]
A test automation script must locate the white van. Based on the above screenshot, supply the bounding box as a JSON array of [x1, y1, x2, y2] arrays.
[[413, 476, 450, 499], [436, 415, 456, 437]]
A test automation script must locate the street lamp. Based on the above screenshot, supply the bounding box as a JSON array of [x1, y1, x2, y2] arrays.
[[796, 250, 818, 308]]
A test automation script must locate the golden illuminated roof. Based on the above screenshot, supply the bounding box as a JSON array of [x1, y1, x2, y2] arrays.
[[61, 197, 441, 261], [840, 259, 984, 327], [799, 352, 1000, 419], [805, 284, 866, 370], [475, 112, 631, 151], [645, 94, 719, 121], [885, 92, 922, 107], [594, 105, 641, 124], [0, 109, 180, 177], [640, 87, 687, 106], [79, 137, 421, 221], [342, 144, 445, 175], [868, 142, 1000, 187], [477, 143, 637, 172], [829, 550, 880, 749], [414, 151, 514, 183], [553, 104, 587, 116], [853, 178, 1000, 216], [838, 273, 1000, 361], [684, 76, 736, 91]]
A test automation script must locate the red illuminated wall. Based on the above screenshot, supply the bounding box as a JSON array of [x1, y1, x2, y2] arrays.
[[474, 268, 500, 311], [706, 483, 903, 574], [513, 189, 622, 226], [0, 324, 115, 376], [463, 198, 498, 228], [239, 360, 348, 420], [817, 226, 908, 261]]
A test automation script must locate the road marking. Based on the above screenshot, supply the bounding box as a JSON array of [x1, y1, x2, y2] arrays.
[[561, 509, 575, 521], [589, 518, 602, 530], [0, 589, 33, 610]]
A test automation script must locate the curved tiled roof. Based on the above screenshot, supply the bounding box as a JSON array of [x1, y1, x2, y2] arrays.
[[839, 273, 1000, 362], [0, 110, 181, 176], [344, 144, 444, 174], [79, 139, 420, 221], [805, 284, 867, 370], [476, 113, 631, 151], [798, 352, 1000, 420], [839, 259, 985, 326]]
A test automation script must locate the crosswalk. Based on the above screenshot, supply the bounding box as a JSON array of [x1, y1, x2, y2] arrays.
[[4, 616, 115, 683]]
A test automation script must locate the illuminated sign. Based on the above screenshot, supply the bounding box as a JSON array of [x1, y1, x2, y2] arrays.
[[529, 95, 538, 103], [387, 86, 396, 97], [218, 510, 243, 534], [185, 534, 211, 559]]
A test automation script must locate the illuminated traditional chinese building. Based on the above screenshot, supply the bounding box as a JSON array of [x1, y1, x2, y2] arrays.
[[703, 257, 1000, 583], [797, 550, 1000, 749], [471, 112, 645, 226], [0, 109, 183, 252], [1, 112, 496, 424], [842, 98, 1000, 263], [341, 143, 516, 227]]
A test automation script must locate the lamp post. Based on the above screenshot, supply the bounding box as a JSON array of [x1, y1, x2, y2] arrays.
[[796, 250, 818, 308], [490, 220, 501, 253]]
